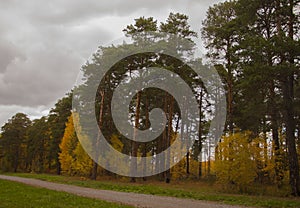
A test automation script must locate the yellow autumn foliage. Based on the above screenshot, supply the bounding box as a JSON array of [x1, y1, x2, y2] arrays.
[[59, 115, 77, 175], [59, 113, 93, 177], [215, 131, 258, 191], [105, 134, 129, 175]]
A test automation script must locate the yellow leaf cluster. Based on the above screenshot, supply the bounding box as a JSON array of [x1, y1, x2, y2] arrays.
[[59, 114, 93, 177], [215, 131, 258, 191]]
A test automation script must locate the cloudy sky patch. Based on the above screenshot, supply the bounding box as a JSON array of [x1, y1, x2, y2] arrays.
[[0, 0, 222, 126]]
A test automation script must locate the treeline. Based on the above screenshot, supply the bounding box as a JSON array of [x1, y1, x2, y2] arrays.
[[0, 94, 72, 174], [0, 0, 299, 196]]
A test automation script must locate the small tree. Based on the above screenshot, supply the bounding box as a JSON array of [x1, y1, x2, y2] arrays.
[[0, 113, 31, 172], [215, 131, 258, 192], [59, 114, 93, 177]]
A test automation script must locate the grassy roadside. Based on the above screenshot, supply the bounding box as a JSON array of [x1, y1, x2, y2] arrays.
[[0, 179, 133, 208], [5, 173, 300, 208]]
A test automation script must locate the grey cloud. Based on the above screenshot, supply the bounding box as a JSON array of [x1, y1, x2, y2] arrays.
[[0, 104, 50, 126], [0, 4, 112, 106], [0, 45, 82, 106], [2, 0, 175, 26], [0, 0, 222, 127], [0, 41, 22, 73]]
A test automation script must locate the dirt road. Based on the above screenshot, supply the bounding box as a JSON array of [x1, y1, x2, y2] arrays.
[[0, 175, 250, 208]]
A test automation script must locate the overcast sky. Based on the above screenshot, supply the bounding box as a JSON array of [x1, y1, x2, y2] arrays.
[[0, 0, 223, 127]]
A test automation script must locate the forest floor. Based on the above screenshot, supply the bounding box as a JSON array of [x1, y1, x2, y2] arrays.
[[1, 173, 300, 207]]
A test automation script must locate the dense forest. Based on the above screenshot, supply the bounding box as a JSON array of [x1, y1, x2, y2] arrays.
[[0, 0, 299, 196]]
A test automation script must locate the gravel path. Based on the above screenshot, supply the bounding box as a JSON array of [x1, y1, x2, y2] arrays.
[[0, 175, 250, 208]]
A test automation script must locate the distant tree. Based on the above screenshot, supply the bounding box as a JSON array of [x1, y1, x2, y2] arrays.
[[0, 113, 31, 172], [59, 115, 77, 175], [160, 12, 197, 40], [123, 16, 158, 43], [47, 93, 72, 174], [27, 117, 50, 173]]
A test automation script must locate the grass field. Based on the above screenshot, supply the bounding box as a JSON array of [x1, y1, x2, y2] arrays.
[[5, 173, 300, 208], [0, 179, 133, 208]]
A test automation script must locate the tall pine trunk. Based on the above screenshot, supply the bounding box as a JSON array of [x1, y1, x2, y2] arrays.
[[91, 90, 105, 180], [198, 89, 204, 178], [276, 0, 299, 195], [130, 91, 141, 182], [165, 96, 174, 183]]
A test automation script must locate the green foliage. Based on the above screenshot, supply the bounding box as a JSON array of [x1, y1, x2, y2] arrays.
[[47, 93, 72, 174], [202, 0, 239, 133], [160, 12, 197, 39], [203, 0, 300, 195], [0, 113, 31, 172], [77, 11, 203, 181], [27, 117, 50, 173], [123, 16, 157, 38]]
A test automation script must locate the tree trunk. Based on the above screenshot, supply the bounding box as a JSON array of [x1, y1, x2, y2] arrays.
[[131, 91, 141, 182], [142, 96, 150, 181], [282, 76, 300, 196], [226, 39, 234, 133], [207, 140, 211, 176], [186, 151, 190, 175], [185, 109, 190, 176], [165, 96, 174, 183], [91, 161, 98, 180], [56, 157, 61, 175], [91, 90, 105, 180], [280, 0, 299, 196], [270, 99, 283, 186], [198, 89, 204, 178], [13, 149, 19, 173]]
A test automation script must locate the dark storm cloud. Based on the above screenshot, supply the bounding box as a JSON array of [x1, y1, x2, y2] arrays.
[[0, 0, 222, 126]]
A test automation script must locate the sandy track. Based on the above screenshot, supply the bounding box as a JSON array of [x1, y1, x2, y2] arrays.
[[0, 175, 250, 208]]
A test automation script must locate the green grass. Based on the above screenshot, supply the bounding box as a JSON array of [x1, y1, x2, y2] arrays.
[[0, 179, 133, 208], [6, 173, 300, 208]]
